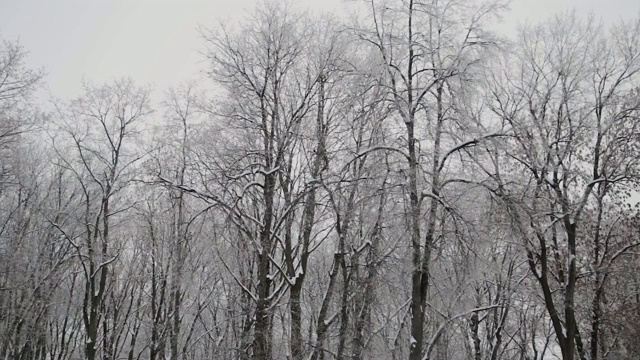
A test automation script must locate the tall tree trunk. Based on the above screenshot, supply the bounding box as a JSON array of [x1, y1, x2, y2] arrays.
[[336, 248, 351, 360], [289, 74, 327, 360], [590, 192, 605, 360], [310, 162, 361, 360], [170, 192, 185, 360], [253, 171, 275, 360], [406, 1, 425, 353], [352, 186, 386, 360]]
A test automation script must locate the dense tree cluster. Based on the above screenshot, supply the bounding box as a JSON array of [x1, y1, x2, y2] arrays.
[[1, 1, 640, 359]]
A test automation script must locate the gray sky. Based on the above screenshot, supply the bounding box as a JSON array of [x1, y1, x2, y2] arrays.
[[1, 0, 639, 100]]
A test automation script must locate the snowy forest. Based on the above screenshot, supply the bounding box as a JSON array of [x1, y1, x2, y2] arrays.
[[2, 0, 640, 359]]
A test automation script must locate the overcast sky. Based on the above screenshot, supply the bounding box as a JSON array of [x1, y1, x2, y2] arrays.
[[1, 0, 639, 100]]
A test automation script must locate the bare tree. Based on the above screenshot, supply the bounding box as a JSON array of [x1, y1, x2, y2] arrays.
[[352, 0, 504, 358], [486, 12, 640, 360], [199, 3, 324, 358], [0, 36, 43, 156], [51, 79, 152, 360]]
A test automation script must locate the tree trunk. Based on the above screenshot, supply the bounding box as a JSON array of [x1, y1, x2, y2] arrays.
[[253, 172, 275, 360], [352, 188, 385, 360]]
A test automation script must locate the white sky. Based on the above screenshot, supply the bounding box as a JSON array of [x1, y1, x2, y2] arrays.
[[1, 0, 639, 100]]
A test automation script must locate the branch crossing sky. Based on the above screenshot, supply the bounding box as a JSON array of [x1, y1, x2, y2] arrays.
[[1, 0, 638, 99]]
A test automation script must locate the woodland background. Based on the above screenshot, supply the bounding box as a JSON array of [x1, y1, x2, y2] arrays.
[[1, 1, 640, 359]]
